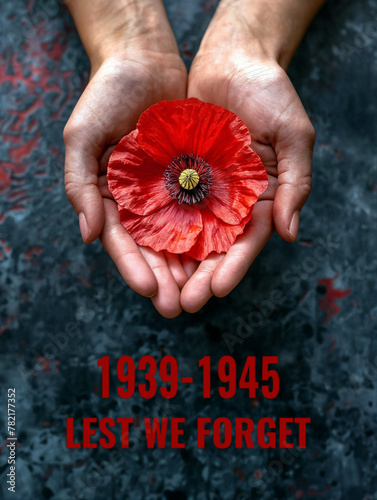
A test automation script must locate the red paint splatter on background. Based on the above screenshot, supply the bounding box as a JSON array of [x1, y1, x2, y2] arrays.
[[0, 439, 20, 455], [0, 35, 73, 218], [65, 459, 86, 468], [77, 276, 92, 289], [0, 167, 11, 193], [233, 468, 245, 481], [0, 315, 16, 335], [202, 0, 216, 13], [36, 357, 50, 373], [183, 49, 194, 59], [334, 149, 343, 161], [59, 261, 72, 275], [295, 486, 330, 497], [308, 489, 328, 497], [23, 246, 43, 259], [318, 275, 351, 324], [300, 240, 314, 247], [44, 466, 52, 481], [251, 395, 261, 408], [328, 336, 337, 354], [326, 400, 335, 415]]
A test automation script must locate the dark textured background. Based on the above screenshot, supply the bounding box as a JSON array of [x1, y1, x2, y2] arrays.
[[0, 0, 377, 499]]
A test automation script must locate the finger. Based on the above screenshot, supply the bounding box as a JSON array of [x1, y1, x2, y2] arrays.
[[99, 145, 116, 174], [273, 119, 315, 242], [100, 199, 158, 298], [180, 253, 225, 313], [164, 251, 189, 290], [99, 180, 183, 315], [98, 175, 112, 200], [64, 119, 105, 244], [180, 254, 200, 279], [64, 151, 104, 243], [139, 247, 182, 319], [249, 140, 277, 173], [211, 201, 274, 298], [259, 174, 278, 201]]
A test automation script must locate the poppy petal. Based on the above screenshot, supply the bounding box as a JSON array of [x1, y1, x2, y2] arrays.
[[107, 130, 171, 215], [206, 150, 268, 224], [136, 98, 268, 223], [185, 207, 253, 261], [137, 98, 253, 167], [119, 202, 203, 254]]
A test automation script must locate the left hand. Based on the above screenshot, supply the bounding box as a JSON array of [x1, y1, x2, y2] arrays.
[[180, 8, 315, 312], [63, 1, 193, 318]]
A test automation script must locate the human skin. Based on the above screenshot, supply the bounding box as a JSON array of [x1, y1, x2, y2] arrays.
[[64, 0, 195, 318], [180, 0, 327, 313], [64, 0, 326, 318]]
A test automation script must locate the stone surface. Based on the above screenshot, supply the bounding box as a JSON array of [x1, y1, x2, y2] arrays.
[[0, 0, 376, 499]]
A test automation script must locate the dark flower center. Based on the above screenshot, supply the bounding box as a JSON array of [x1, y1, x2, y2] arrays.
[[164, 154, 213, 205]]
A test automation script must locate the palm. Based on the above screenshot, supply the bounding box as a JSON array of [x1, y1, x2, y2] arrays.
[[64, 53, 192, 318], [180, 54, 315, 312]]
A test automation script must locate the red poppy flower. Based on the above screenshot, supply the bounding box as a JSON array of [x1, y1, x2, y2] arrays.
[[107, 98, 268, 261]]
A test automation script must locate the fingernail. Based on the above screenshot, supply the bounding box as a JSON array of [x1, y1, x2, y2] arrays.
[[79, 212, 89, 242], [288, 210, 300, 240], [148, 292, 157, 299]]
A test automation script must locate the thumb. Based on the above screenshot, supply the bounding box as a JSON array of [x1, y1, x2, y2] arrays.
[[64, 125, 105, 244], [273, 119, 315, 242]]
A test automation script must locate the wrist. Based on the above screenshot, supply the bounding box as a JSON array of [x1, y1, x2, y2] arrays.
[[204, 0, 325, 70], [68, 0, 179, 74], [196, 3, 285, 69]]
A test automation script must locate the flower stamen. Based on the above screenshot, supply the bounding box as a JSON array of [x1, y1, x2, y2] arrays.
[[179, 169, 200, 190], [164, 154, 213, 205]]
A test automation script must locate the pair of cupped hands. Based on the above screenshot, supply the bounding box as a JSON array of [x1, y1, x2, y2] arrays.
[[64, 7, 315, 318]]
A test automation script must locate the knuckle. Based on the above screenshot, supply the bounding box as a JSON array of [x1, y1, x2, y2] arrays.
[[63, 119, 82, 145], [298, 120, 316, 146], [118, 249, 141, 261], [64, 180, 80, 205], [309, 124, 316, 142], [150, 263, 167, 273], [306, 123, 316, 145], [228, 248, 249, 261], [201, 268, 214, 276], [295, 175, 312, 197], [63, 122, 74, 144], [282, 174, 312, 198]]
